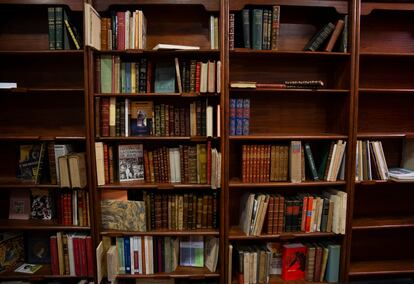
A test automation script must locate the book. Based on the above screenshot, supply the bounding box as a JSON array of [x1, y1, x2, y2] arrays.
[[84, 3, 101, 50], [27, 233, 50, 264], [118, 144, 144, 181], [130, 101, 154, 136], [281, 243, 306, 280], [14, 263, 42, 274], [304, 22, 335, 51], [152, 44, 200, 50], [9, 190, 30, 220], [0, 232, 24, 273], [101, 200, 146, 231], [30, 189, 53, 220], [324, 19, 345, 52], [179, 236, 204, 267], [154, 62, 176, 93]]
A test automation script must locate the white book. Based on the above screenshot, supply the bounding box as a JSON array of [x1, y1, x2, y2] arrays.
[[378, 141, 389, 179], [367, 140, 372, 180], [243, 251, 250, 284], [95, 142, 105, 186], [152, 44, 200, 50], [67, 234, 75, 275], [355, 141, 359, 181], [84, 3, 101, 50], [207, 61, 216, 93], [327, 142, 338, 181], [125, 99, 130, 137], [333, 141, 347, 181], [330, 194, 340, 234], [255, 194, 269, 235], [125, 11, 130, 50], [54, 144, 73, 183], [200, 62, 208, 93], [169, 149, 176, 182], [216, 104, 221, 137], [216, 61, 221, 93], [252, 251, 258, 284], [310, 198, 317, 232], [0, 82, 17, 89], [131, 12, 136, 49], [130, 237, 134, 275], [106, 245, 118, 282], [210, 15, 215, 49], [141, 11, 147, 49], [228, 244, 233, 284], [217, 152, 222, 188], [240, 193, 255, 235], [96, 241, 104, 284], [174, 148, 181, 182], [206, 105, 213, 137]]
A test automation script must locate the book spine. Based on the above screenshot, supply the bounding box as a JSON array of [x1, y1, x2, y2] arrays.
[[229, 13, 235, 50], [252, 9, 263, 50], [48, 8, 56, 50], [55, 7, 63, 50], [86, 236, 94, 276], [230, 98, 236, 136], [235, 99, 243, 136], [242, 9, 251, 48], [271, 6, 281, 50], [305, 23, 335, 51], [50, 236, 59, 275], [243, 98, 250, 135], [305, 143, 319, 181]]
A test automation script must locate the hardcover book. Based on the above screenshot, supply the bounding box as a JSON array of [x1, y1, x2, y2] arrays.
[[154, 62, 176, 93], [281, 243, 307, 280], [0, 232, 24, 272], [9, 190, 30, 220], [101, 200, 146, 231], [130, 101, 153, 136], [30, 189, 53, 220], [179, 236, 204, 267], [27, 233, 50, 264], [118, 144, 144, 181]]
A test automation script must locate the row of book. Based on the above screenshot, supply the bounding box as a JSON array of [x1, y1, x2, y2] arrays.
[[209, 15, 220, 49], [229, 6, 348, 52], [50, 232, 94, 276], [230, 242, 340, 283], [239, 190, 347, 236], [95, 142, 222, 187], [142, 192, 218, 231], [100, 236, 219, 280], [230, 98, 249, 136], [101, 10, 147, 50], [96, 98, 220, 138], [47, 7, 81, 50], [355, 140, 388, 181], [97, 56, 221, 94], [9, 189, 90, 227], [241, 141, 347, 183]]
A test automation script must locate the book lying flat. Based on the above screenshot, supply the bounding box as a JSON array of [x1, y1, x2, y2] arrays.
[[0, 82, 17, 89], [152, 44, 200, 50]]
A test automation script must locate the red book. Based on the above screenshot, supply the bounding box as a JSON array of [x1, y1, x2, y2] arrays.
[[301, 196, 308, 232], [305, 196, 313, 232], [195, 62, 201, 93], [50, 236, 59, 275], [86, 236, 94, 276], [117, 12, 125, 50], [101, 97, 110, 136], [281, 243, 307, 280], [207, 141, 211, 185], [79, 237, 87, 276], [134, 247, 139, 274], [73, 237, 81, 276]]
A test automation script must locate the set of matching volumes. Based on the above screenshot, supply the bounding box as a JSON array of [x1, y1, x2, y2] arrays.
[[47, 7, 81, 50], [239, 190, 347, 236], [57, 190, 90, 227], [230, 98, 250, 136], [143, 192, 218, 231], [210, 15, 220, 49], [241, 141, 347, 183], [232, 241, 340, 283], [101, 10, 147, 50], [97, 56, 221, 94], [50, 232, 94, 277], [96, 99, 220, 138], [95, 143, 222, 187], [304, 16, 348, 52], [355, 140, 389, 181], [230, 6, 281, 50]]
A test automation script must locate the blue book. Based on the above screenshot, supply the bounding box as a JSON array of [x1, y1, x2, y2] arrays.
[[121, 62, 126, 93], [252, 9, 263, 50], [154, 62, 176, 93], [242, 98, 250, 135], [230, 98, 236, 135], [124, 237, 131, 274], [125, 62, 131, 93], [326, 244, 341, 282], [235, 98, 244, 136]]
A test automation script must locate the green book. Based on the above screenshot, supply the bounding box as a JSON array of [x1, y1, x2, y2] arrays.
[[340, 15, 348, 52], [252, 9, 263, 50], [304, 22, 335, 51], [55, 7, 63, 50], [305, 143, 319, 181], [116, 237, 125, 274], [63, 10, 70, 49], [154, 62, 176, 93], [100, 56, 112, 93], [47, 8, 55, 50], [242, 9, 251, 48], [326, 244, 341, 282]]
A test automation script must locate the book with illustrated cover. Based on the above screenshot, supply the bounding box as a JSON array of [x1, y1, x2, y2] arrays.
[[27, 233, 50, 264], [281, 243, 306, 280], [30, 189, 53, 220], [179, 236, 204, 267], [18, 144, 45, 183], [9, 190, 30, 220], [130, 101, 153, 136], [14, 263, 42, 274], [0, 232, 24, 273], [101, 200, 146, 231], [118, 144, 144, 181]]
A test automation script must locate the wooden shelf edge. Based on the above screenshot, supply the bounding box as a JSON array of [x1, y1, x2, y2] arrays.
[[359, 88, 414, 94], [101, 229, 219, 236], [0, 219, 90, 230], [230, 49, 350, 57], [230, 134, 348, 140], [99, 183, 215, 190], [0, 136, 86, 141], [0, 88, 84, 94], [229, 88, 350, 94], [229, 181, 346, 188], [0, 0, 83, 11], [349, 259, 414, 276], [94, 92, 220, 97], [95, 49, 220, 55], [95, 136, 219, 142]]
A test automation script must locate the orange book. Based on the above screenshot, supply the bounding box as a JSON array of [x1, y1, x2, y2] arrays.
[[324, 19, 345, 52]]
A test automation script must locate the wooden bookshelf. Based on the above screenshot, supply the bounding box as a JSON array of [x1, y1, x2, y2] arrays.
[[0, 264, 93, 280], [229, 227, 340, 240], [0, 219, 91, 231], [349, 259, 414, 277], [101, 229, 220, 237], [352, 216, 414, 230], [115, 266, 220, 279], [229, 180, 346, 189]]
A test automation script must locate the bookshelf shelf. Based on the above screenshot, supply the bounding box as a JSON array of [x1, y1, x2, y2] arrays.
[[349, 259, 414, 276], [96, 136, 219, 142], [229, 227, 340, 240], [229, 180, 346, 189], [361, 2, 414, 15], [232, 275, 327, 284], [0, 135, 86, 141], [352, 216, 414, 230], [95, 49, 220, 56], [229, 0, 348, 13], [229, 88, 350, 94], [0, 88, 84, 94], [101, 229, 219, 237], [360, 51, 414, 57], [0, 265, 93, 281], [94, 92, 220, 98], [95, 0, 220, 12], [98, 182, 214, 190], [359, 88, 414, 94], [230, 48, 350, 58], [0, 50, 84, 55], [0, 219, 90, 231], [0, 0, 83, 11], [115, 266, 220, 279], [229, 134, 348, 140]]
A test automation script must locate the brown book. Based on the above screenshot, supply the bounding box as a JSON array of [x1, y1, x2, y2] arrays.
[[242, 145, 247, 183], [174, 107, 180, 137], [63, 234, 70, 275], [178, 195, 184, 230], [167, 194, 172, 229], [101, 18, 108, 50], [196, 196, 203, 229], [324, 19, 345, 52], [188, 146, 197, 183], [313, 244, 323, 282], [246, 145, 251, 182], [290, 141, 302, 183], [192, 194, 197, 230], [301, 147, 306, 181], [179, 107, 186, 137], [207, 195, 213, 229], [164, 147, 170, 183], [266, 145, 271, 182], [207, 61, 216, 93], [266, 195, 274, 235], [278, 196, 285, 233], [101, 97, 110, 137], [272, 195, 279, 234], [283, 146, 289, 181], [169, 105, 174, 137], [190, 60, 197, 93], [143, 150, 150, 183], [202, 195, 208, 228], [47, 142, 57, 185], [305, 244, 316, 281], [155, 194, 162, 230], [148, 151, 155, 183], [271, 6, 281, 50], [165, 104, 170, 137], [108, 145, 114, 184], [270, 145, 276, 181], [252, 144, 257, 183], [183, 194, 188, 230], [95, 97, 101, 137]]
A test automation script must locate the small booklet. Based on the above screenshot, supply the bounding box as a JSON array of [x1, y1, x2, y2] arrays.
[[14, 263, 42, 274]]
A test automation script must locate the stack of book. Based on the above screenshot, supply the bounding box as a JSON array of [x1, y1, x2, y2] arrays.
[[50, 232, 94, 277], [97, 56, 221, 94], [95, 142, 222, 187], [103, 236, 218, 280], [100, 10, 147, 50], [48, 7, 81, 50], [241, 141, 347, 183], [304, 17, 347, 52], [230, 98, 250, 136], [96, 99, 220, 138], [231, 241, 340, 283], [239, 190, 347, 236], [142, 192, 218, 231], [355, 140, 389, 181]]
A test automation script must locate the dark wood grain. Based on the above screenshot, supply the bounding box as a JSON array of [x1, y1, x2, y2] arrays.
[[94, 0, 220, 12], [0, 219, 91, 230], [349, 259, 414, 276], [229, 226, 341, 240], [101, 229, 219, 236]]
